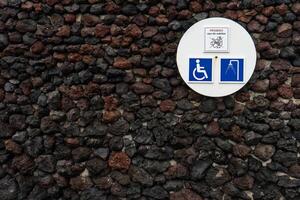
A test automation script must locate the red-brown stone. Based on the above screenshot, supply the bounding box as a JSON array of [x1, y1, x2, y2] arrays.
[[21, 1, 33, 10], [56, 25, 70, 37], [256, 14, 268, 24], [278, 84, 293, 99], [189, 1, 202, 13], [276, 4, 288, 15], [160, 99, 176, 112], [292, 3, 300, 15], [113, 57, 132, 69], [102, 111, 121, 123], [254, 144, 275, 161], [108, 152, 131, 170], [251, 79, 269, 92], [104, 96, 118, 111], [81, 14, 99, 26], [143, 27, 158, 38], [104, 1, 120, 14], [148, 6, 160, 16], [247, 20, 264, 32], [64, 14, 76, 23], [5, 139, 22, 154], [131, 82, 154, 94], [256, 41, 271, 52], [262, 6, 275, 16], [277, 23, 293, 38], [95, 24, 110, 38], [206, 121, 220, 136], [30, 41, 44, 54], [59, 85, 85, 100], [68, 53, 82, 62], [125, 24, 142, 38]]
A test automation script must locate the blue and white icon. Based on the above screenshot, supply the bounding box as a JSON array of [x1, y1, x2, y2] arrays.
[[220, 59, 244, 83], [189, 58, 212, 82]]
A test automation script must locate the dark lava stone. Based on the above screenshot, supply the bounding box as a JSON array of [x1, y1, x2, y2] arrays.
[[15, 19, 37, 33], [109, 136, 123, 151], [90, 4, 105, 14], [201, 99, 216, 113], [0, 176, 18, 200], [284, 12, 296, 22], [273, 150, 297, 167], [228, 157, 248, 176], [244, 131, 262, 145], [266, 22, 277, 31], [191, 159, 212, 180], [108, 119, 129, 136], [0, 34, 8, 49], [80, 188, 106, 200], [142, 186, 168, 199], [280, 47, 296, 59], [72, 147, 92, 162], [129, 166, 153, 186], [205, 167, 231, 187], [122, 4, 138, 15], [36, 155, 56, 173], [24, 137, 43, 157], [86, 158, 107, 174]]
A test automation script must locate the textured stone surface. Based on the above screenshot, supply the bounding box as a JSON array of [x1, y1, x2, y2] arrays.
[[0, 1, 299, 199]]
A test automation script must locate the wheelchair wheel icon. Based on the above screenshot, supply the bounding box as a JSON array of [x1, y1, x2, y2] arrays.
[[193, 59, 208, 81]]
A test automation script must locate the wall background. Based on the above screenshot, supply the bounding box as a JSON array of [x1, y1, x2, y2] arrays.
[[0, 0, 300, 199]]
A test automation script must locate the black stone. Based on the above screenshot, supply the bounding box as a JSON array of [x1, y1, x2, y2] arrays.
[[122, 4, 138, 15], [0, 176, 17, 200], [142, 186, 168, 199], [191, 159, 212, 180]]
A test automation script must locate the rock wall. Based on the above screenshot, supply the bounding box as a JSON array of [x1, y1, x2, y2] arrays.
[[0, 0, 300, 199]]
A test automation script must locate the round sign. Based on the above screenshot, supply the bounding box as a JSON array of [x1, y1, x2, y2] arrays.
[[176, 17, 256, 97]]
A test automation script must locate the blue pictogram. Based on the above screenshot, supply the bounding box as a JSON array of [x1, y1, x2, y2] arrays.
[[189, 58, 212, 82], [220, 59, 244, 82]]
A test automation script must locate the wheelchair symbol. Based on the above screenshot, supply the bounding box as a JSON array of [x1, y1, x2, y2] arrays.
[[193, 59, 208, 80], [189, 58, 212, 82]]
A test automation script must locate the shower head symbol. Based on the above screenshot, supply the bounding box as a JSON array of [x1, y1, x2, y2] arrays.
[[225, 60, 240, 81]]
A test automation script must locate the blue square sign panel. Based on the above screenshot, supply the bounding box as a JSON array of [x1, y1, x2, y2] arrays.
[[189, 58, 212, 82], [220, 59, 244, 82]]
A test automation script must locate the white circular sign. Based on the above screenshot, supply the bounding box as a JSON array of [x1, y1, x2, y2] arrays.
[[176, 17, 256, 97]]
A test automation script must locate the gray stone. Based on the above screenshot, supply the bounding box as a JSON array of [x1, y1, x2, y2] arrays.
[[194, 13, 208, 21]]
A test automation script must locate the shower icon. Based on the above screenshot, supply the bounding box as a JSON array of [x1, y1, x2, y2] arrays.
[[225, 60, 240, 81], [220, 58, 244, 82]]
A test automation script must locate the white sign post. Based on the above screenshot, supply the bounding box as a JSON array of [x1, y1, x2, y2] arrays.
[[176, 17, 256, 97]]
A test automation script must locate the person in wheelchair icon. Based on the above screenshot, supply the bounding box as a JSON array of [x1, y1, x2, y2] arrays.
[[193, 59, 208, 81], [189, 58, 212, 82]]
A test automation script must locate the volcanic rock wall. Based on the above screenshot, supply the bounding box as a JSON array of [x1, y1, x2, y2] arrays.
[[0, 0, 300, 199]]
